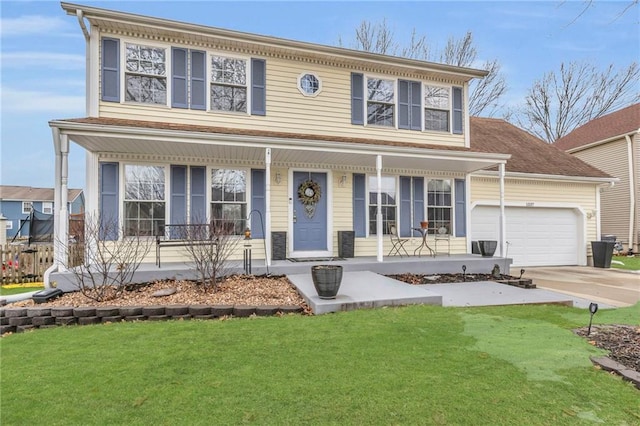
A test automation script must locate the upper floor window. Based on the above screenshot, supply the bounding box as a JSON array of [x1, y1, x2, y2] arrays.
[[22, 202, 32, 214], [211, 169, 247, 235], [367, 78, 395, 127], [424, 85, 450, 132], [124, 165, 166, 236], [298, 73, 321, 97], [125, 43, 167, 105], [42, 202, 53, 215], [368, 175, 396, 235], [211, 56, 247, 112]]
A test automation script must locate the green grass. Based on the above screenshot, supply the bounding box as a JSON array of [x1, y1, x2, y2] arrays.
[[0, 285, 43, 296], [1, 303, 639, 425], [612, 255, 640, 271]]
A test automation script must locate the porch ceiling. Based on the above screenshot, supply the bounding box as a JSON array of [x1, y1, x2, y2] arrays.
[[53, 122, 509, 174]]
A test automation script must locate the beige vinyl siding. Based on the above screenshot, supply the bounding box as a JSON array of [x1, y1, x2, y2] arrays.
[[471, 176, 598, 256], [98, 34, 466, 149], [573, 138, 630, 244]]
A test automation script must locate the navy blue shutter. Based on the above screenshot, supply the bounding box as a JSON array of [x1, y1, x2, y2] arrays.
[[454, 179, 466, 237], [170, 165, 187, 231], [453, 87, 463, 134], [190, 167, 206, 223], [99, 162, 119, 240], [398, 81, 410, 129], [101, 38, 120, 102], [190, 50, 206, 110], [172, 48, 188, 108], [399, 176, 412, 237], [251, 58, 266, 116], [353, 174, 366, 237], [410, 81, 422, 130], [413, 177, 424, 229], [351, 73, 364, 125], [250, 169, 266, 238]]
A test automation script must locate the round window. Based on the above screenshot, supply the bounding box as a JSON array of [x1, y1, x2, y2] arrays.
[[298, 73, 321, 96]]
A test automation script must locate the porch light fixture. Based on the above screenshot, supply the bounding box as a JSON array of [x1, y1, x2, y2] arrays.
[[275, 172, 282, 184], [339, 174, 347, 187]]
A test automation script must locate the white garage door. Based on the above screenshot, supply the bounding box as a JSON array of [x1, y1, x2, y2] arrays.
[[471, 206, 580, 267]]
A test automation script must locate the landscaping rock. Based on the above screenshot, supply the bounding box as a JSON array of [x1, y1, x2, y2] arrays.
[[193, 314, 216, 320], [147, 315, 170, 321], [279, 305, 303, 314], [171, 314, 192, 320], [189, 305, 211, 315], [101, 316, 123, 323], [124, 315, 147, 322], [96, 307, 120, 317], [255, 305, 279, 316], [9, 317, 32, 326], [152, 288, 177, 297], [16, 325, 36, 333], [4, 308, 27, 318], [233, 305, 256, 318], [1, 325, 16, 334]]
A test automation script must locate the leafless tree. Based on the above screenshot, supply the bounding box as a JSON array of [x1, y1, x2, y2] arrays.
[[59, 213, 151, 302], [561, 0, 638, 27], [339, 23, 507, 117], [176, 219, 241, 293], [514, 61, 639, 142]]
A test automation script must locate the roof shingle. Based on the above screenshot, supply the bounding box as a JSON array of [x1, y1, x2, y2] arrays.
[[554, 104, 640, 151]]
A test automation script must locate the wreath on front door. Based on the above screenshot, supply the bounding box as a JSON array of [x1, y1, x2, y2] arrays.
[[297, 179, 322, 218]]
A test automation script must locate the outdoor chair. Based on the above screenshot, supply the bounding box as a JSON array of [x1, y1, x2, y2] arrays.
[[388, 223, 410, 257], [434, 226, 451, 256]]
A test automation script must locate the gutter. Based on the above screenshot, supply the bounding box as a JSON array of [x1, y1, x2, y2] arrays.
[[472, 169, 619, 185]]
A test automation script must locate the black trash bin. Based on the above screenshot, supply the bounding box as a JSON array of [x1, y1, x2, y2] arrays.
[[591, 240, 615, 268]]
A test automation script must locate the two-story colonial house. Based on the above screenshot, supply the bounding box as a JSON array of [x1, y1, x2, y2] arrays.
[[48, 3, 613, 280]]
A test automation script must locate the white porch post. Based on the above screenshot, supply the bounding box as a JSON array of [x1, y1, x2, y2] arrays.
[[376, 155, 383, 262], [499, 163, 506, 257], [264, 147, 272, 267], [59, 134, 70, 265]]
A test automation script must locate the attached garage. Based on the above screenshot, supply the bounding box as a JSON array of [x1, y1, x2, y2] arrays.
[[471, 205, 583, 267]]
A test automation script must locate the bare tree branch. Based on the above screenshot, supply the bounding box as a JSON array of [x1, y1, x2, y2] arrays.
[[514, 61, 640, 142]]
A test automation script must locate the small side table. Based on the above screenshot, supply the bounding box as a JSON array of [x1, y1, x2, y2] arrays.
[[412, 227, 435, 257]]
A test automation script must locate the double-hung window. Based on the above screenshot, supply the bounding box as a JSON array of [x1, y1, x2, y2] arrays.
[[211, 56, 247, 112], [22, 202, 32, 214], [211, 169, 247, 235], [427, 179, 452, 234], [368, 175, 396, 235], [42, 202, 53, 215], [124, 165, 166, 236], [367, 78, 395, 127], [424, 85, 450, 132], [125, 43, 167, 105]]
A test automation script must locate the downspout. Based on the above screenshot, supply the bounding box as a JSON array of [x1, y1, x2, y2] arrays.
[[499, 163, 506, 257], [376, 155, 383, 262], [76, 10, 92, 118], [44, 128, 63, 289], [625, 133, 637, 252]]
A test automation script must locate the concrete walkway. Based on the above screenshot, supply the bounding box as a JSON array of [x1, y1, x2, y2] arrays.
[[523, 266, 639, 308], [288, 271, 611, 314]]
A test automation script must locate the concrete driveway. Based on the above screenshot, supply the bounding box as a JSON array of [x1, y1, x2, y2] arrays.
[[523, 266, 640, 307]]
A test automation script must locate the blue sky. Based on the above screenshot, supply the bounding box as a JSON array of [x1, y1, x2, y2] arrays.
[[1, 0, 638, 190]]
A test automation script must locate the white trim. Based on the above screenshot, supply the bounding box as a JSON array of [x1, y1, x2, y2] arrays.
[[470, 200, 588, 266], [288, 168, 333, 259], [463, 82, 470, 148], [625, 134, 636, 251], [472, 169, 617, 185], [297, 72, 322, 97]]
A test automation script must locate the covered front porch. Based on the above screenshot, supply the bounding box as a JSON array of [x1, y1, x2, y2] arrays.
[[46, 118, 511, 287]]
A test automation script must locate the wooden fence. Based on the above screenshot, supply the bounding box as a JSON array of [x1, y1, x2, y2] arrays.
[[1, 244, 83, 284]]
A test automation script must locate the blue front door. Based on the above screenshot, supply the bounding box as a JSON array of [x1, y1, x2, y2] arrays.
[[293, 172, 327, 252]]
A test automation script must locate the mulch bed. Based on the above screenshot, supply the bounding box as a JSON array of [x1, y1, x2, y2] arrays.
[[575, 325, 640, 373], [387, 272, 517, 285]]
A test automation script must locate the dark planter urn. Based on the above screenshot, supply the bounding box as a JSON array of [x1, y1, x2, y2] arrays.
[[478, 240, 498, 257], [311, 265, 343, 299]]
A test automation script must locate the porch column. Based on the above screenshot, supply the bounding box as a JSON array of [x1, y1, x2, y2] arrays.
[[264, 148, 272, 267], [60, 134, 70, 267], [499, 163, 506, 258], [51, 128, 66, 266], [376, 155, 383, 262]]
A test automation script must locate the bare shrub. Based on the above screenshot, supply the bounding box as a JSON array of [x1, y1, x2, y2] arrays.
[[59, 213, 151, 302], [176, 220, 241, 293]]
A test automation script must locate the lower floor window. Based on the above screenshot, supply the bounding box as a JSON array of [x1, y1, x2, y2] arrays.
[[427, 179, 452, 234], [124, 164, 166, 236], [211, 169, 247, 235], [368, 175, 396, 235], [125, 201, 166, 236]]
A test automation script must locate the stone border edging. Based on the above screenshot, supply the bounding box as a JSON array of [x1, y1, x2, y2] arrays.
[[0, 304, 304, 335], [590, 356, 640, 389]]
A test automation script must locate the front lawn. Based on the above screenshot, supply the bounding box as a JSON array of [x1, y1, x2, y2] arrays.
[[0, 283, 43, 296], [1, 303, 638, 425], [612, 255, 640, 271]]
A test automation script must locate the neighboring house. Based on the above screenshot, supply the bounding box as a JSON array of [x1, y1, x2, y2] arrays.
[[48, 3, 613, 270], [555, 104, 639, 254], [0, 185, 84, 240]]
